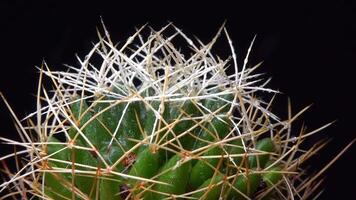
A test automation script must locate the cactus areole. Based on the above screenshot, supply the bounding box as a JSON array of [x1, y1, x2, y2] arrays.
[[0, 23, 350, 200]]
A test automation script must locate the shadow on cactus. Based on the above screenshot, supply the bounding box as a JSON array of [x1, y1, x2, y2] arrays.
[[0, 23, 354, 200]]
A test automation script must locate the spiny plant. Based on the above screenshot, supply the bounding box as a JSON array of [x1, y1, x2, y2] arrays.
[[0, 23, 354, 200]]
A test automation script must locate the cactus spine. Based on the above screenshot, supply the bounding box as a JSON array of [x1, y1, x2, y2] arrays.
[[0, 23, 353, 200]]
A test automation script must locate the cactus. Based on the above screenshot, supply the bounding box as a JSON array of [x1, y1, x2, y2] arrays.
[[0, 23, 354, 200]]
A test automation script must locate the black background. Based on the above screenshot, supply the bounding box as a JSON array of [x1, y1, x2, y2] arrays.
[[0, 1, 355, 199]]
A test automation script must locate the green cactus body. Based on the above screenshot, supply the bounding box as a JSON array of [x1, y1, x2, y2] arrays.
[[189, 146, 223, 189], [0, 24, 339, 200], [44, 171, 74, 200], [193, 93, 233, 149], [228, 137, 245, 166], [263, 165, 283, 187], [170, 100, 201, 151], [45, 137, 74, 200], [128, 146, 161, 192], [42, 93, 280, 199], [228, 172, 262, 200], [67, 99, 100, 198], [143, 100, 160, 137], [248, 138, 275, 168], [147, 154, 191, 200], [41, 47, 282, 200], [192, 174, 224, 200], [99, 177, 122, 200]]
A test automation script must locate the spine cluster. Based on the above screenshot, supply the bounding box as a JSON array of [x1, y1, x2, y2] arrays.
[[0, 23, 339, 200]]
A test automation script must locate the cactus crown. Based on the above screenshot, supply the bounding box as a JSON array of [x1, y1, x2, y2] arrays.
[[0, 23, 341, 200]]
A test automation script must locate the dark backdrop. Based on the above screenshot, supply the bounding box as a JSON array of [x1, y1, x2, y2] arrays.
[[0, 1, 355, 199]]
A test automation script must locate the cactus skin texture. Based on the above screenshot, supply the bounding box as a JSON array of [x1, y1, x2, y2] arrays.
[[45, 94, 277, 200], [0, 23, 354, 199]]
